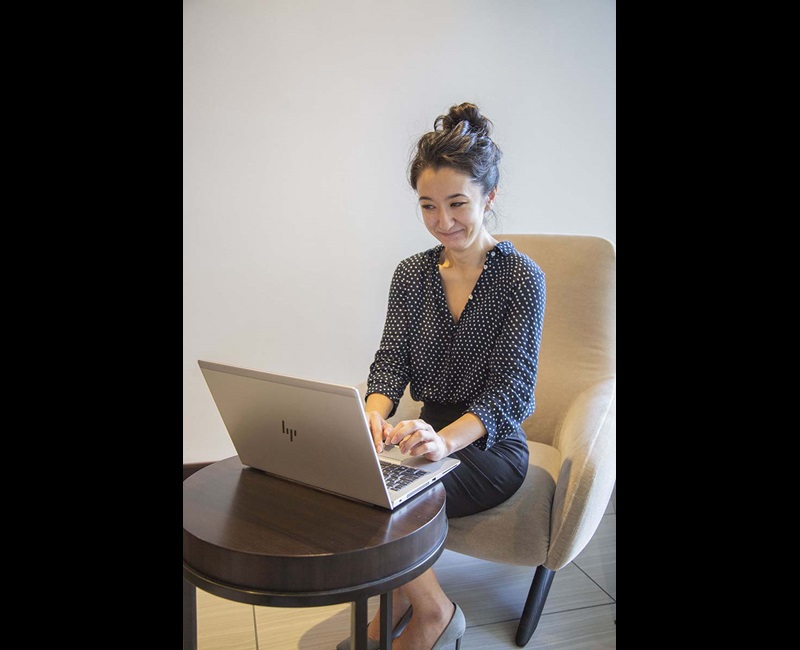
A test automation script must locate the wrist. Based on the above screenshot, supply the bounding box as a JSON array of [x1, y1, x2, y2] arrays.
[[439, 431, 455, 456]]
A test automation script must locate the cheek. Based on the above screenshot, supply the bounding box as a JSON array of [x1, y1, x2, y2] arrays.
[[421, 212, 438, 227], [467, 207, 486, 224]]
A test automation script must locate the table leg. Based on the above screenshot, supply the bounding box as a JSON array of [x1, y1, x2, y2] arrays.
[[183, 577, 197, 650], [379, 591, 393, 649], [351, 597, 369, 650]]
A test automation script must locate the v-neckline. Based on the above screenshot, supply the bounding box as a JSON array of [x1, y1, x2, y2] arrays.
[[437, 262, 484, 325]]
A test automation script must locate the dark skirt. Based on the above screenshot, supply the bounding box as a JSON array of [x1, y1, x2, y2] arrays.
[[419, 402, 530, 519]]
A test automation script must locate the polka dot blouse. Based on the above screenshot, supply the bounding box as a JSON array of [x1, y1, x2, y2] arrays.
[[367, 240, 546, 450]]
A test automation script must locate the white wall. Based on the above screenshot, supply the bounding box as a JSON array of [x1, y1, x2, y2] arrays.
[[183, 0, 616, 463]]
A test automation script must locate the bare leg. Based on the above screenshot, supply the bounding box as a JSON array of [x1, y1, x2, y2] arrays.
[[366, 568, 455, 650], [366, 588, 411, 640]]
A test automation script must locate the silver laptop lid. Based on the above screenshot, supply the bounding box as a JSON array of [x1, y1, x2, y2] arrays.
[[197, 360, 461, 509], [198, 359, 396, 507]]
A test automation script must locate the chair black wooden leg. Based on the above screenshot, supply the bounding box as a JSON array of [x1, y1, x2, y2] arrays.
[[515, 566, 556, 647]]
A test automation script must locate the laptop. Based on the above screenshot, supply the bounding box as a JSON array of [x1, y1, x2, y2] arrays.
[[197, 360, 461, 510]]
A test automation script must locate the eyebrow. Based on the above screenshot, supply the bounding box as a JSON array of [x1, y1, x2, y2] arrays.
[[418, 193, 469, 201]]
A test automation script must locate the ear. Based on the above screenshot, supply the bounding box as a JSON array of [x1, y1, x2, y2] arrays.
[[485, 187, 498, 209]]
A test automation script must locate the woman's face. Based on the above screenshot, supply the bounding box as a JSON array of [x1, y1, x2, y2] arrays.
[[416, 166, 496, 252]]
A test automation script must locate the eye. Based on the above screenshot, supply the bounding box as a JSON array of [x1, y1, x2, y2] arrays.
[[451, 202, 467, 208], [420, 204, 436, 210]]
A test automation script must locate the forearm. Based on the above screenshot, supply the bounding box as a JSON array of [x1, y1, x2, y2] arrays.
[[365, 392, 394, 420], [438, 412, 487, 455]]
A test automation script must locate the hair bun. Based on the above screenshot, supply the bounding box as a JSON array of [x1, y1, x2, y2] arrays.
[[410, 101, 502, 196], [439, 102, 492, 138]]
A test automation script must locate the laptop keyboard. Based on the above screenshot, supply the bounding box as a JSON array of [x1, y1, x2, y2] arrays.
[[380, 461, 429, 491]]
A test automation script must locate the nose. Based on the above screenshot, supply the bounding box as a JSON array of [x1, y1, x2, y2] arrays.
[[438, 208, 455, 229]]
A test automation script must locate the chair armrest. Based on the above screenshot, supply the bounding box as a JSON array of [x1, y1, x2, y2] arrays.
[[545, 377, 616, 570]]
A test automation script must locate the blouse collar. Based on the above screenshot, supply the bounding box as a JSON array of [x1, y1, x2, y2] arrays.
[[426, 239, 514, 264]]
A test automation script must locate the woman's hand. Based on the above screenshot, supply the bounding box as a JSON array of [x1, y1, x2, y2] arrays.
[[366, 410, 394, 453], [387, 419, 449, 462]]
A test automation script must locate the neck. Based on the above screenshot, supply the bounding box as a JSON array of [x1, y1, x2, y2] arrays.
[[440, 233, 498, 270]]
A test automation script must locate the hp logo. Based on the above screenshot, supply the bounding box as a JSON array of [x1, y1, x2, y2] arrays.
[[282, 420, 297, 442]]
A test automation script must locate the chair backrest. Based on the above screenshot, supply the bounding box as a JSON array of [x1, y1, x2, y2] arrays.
[[497, 234, 616, 445]]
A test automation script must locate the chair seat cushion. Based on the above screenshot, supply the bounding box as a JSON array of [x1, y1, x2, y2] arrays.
[[444, 440, 560, 566]]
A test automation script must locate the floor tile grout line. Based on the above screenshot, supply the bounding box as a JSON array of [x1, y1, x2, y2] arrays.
[[463, 601, 616, 633], [541, 602, 616, 617], [570, 560, 616, 603]]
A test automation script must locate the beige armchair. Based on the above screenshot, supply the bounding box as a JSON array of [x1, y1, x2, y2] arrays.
[[383, 233, 616, 646]]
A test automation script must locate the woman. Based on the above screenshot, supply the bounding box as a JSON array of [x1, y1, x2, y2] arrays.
[[338, 102, 546, 650]]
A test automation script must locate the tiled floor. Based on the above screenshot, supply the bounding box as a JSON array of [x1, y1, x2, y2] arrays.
[[191, 487, 616, 649]]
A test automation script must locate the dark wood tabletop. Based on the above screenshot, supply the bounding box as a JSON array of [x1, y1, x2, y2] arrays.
[[183, 455, 448, 607]]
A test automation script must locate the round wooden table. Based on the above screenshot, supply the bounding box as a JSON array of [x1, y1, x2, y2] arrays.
[[183, 455, 448, 649]]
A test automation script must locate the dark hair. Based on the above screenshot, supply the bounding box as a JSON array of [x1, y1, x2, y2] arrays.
[[408, 102, 503, 197]]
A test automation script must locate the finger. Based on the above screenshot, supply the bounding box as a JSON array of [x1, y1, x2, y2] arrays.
[[367, 413, 387, 452], [372, 430, 383, 453], [389, 419, 426, 445], [398, 427, 431, 454], [403, 434, 432, 456], [398, 433, 418, 454]]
